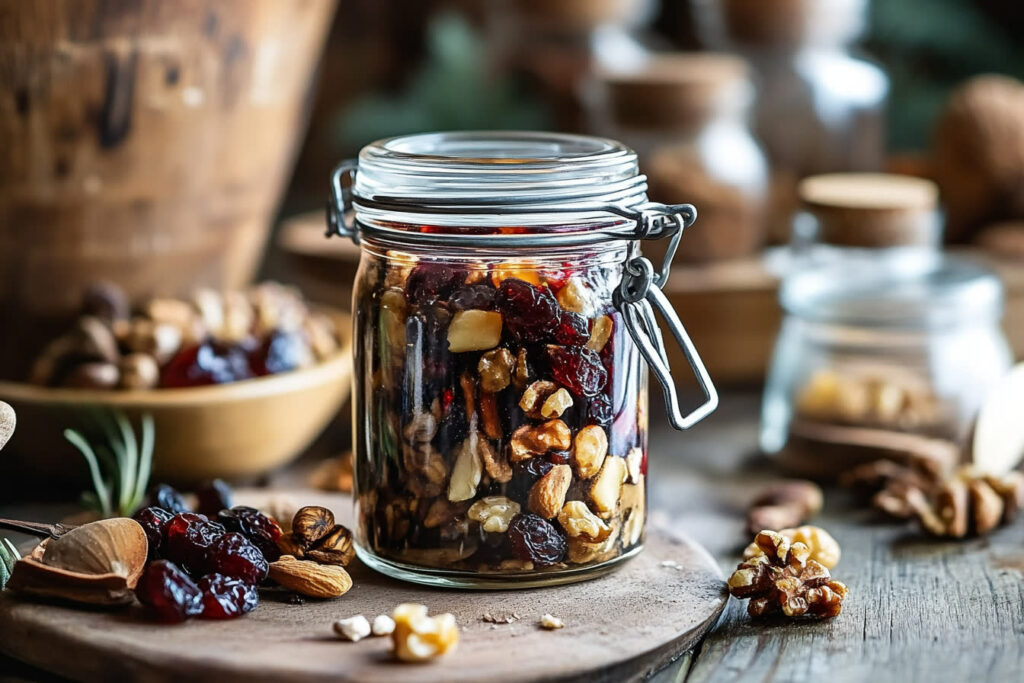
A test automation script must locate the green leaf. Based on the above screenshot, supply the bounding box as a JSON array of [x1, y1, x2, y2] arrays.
[[65, 428, 113, 518]]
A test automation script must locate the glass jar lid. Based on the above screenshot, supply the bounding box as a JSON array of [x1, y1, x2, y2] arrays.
[[781, 254, 1003, 328]]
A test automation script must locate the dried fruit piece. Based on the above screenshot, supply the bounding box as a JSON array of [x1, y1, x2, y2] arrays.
[[135, 560, 203, 623], [217, 506, 283, 562], [491, 260, 542, 287], [163, 513, 226, 571], [447, 310, 503, 353], [391, 603, 460, 662], [528, 464, 572, 520], [206, 532, 269, 585], [197, 573, 259, 620], [547, 346, 608, 397], [745, 525, 841, 570], [268, 555, 352, 598], [468, 496, 522, 533], [507, 513, 567, 567], [496, 279, 560, 343], [557, 501, 611, 542], [451, 283, 497, 311], [196, 479, 234, 519], [150, 484, 190, 515], [589, 456, 627, 518], [553, 310, 590, 346], [572, 425, 608, 479], [448, 433, 484, 502], [586, 315, 613, 352], [334, 615, 372, 641], [133, 506, 173, 560], [519, 381, 559, 419], [728, 531, 848, 619], [405, 264, 464, 306], [540, 388, 574, 419], [478, 348, 514, 393]]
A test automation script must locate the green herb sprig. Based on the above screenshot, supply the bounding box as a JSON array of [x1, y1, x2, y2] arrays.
[[64, 412, 155, 519]]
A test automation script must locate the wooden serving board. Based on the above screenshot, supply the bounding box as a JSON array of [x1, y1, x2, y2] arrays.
[[0, 491, 726, 683]]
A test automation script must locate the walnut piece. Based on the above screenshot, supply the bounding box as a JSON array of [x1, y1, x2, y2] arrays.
[[540, 388, 574, 419], [539, 614, 565, 630], [528, 465, 572, 519], [743, 525, 841, 569], [372, 614, 396, 636], [728, 531, 848, 619], [448, 310, 502, 353], [746, 480, 823, 535], [510, 421, 571, 462], [585, 315, 613, 352], [519, 381, 559, 419], [478, 348, 514, 393], [557, 501, 610, 541], [468, 496, 521, 533], [391, 603, 460, 662]]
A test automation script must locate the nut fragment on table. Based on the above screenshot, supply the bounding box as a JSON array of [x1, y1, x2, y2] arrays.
[[539, 614, 565, 630], [372, 614, 396, 636], [743, 525, 841, 570], [268, 555, 352, 599], [746, 480, 823, 535], [391, 603, 460, 662], [728, 530, 848, 619], [334, 615, 371, 642]]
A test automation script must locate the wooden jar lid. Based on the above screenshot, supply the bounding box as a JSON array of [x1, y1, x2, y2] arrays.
[[700, 0, 865, 48], [598, 53, 749, 129], [798, 173, 940, 247]]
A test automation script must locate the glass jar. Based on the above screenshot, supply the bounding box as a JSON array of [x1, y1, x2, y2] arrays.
[[591, 52, 769, 262], [328, 131, 717, 588], [761, 254, 1012, 475]]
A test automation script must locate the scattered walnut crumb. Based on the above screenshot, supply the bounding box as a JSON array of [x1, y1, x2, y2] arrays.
[[334, 615, 371, 642], [539, 614, 564, 630], [481, 612, 521, 624], [372, 614, 396, 636]]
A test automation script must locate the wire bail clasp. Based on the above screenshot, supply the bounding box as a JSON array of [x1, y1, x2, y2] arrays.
[[327, 159, 359, 241], [616, 206, 718, 430]]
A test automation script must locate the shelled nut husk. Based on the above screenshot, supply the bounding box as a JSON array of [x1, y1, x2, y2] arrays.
[[842, 461, 1024, 538], [6, 518, 148, 606]]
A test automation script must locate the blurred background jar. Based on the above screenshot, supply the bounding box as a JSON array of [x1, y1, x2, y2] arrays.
[[761, 254, 1012, 478], [689, 0, 889, 243], [591, 53, 769, 263]]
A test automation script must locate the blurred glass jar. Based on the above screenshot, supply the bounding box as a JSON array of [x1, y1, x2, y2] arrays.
[[592, 53, 769, 262], [761, 255, 1012, 476], [330, 131, 716, 588], [690, 0, 889, 242]]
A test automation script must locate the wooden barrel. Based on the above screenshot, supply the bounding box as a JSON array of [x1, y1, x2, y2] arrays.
[[0, 0, 337, 379]]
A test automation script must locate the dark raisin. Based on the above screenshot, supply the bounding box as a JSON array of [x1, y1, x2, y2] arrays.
[[547, 449, 572, 466], [197, 573, 259, 620], [552, 310, 590, 346], [405, 264, 464, 305], [496, 279, 560, 343], [205, 532, 269, 584], [450, 283, 497, 311], [217, 506, 283, 562], [586, 393, 613, 427], [135, 560, 203, 623], [435, 404, 469, 454], [507, 513, 567, 567], [161, 341, 253, 388], [251, 331, 313, 375], [547, 345, 608, 397], [195, 479, 233, 519], [149, 484, 190, 515], [163, 513, 226, 572], [133, 506, 173, 559]]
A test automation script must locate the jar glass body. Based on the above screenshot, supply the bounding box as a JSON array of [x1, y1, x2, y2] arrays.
[[351, 236, 649, 588]]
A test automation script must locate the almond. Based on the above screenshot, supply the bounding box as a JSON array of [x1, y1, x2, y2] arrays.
[[447, 310, 502, 353], [268, 555, 352, 598], [528, 464, 572, 519]]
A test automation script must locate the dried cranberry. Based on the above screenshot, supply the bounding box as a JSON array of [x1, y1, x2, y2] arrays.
[[197, 574, 259, 620], [553, 310, 590, 346], [450, 283, 497, 311], [195, 479, 233, 519], [405, 264, 464, 305], [149, 484, 190, 515], [161, 342, 253, 388], [586, 393, 613, 426], [546, 345, 608, 397], [217, 506, 283, 562], [205, 532, 268, 585], [507, 513, 567, 567], [163, 513, 226, 571], [133, 506, 173, 559], [496, 279, 560, 343], [251, 331, 313, 376], [135, 560, 203, 623]]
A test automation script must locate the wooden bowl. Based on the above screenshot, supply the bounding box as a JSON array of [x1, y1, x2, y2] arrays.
[[0, 312, 352, 490]]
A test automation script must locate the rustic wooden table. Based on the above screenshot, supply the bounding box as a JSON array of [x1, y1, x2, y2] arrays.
[[3, 390, 1023, 682]]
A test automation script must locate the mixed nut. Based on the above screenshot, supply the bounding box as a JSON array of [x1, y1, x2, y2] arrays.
[[354, 252, 647, 574], [29, 282, 339, 389]]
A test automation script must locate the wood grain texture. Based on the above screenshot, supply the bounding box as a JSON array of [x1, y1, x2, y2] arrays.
[[0, 491, 726, 683]]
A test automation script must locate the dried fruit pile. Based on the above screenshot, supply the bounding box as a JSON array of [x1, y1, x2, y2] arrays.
[[30, 281, 339, 389], [132, 483, 353, 622], [355, 254, 647, 573]]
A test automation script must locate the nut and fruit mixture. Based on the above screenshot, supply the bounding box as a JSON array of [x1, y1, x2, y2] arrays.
[[353, 249, 648, 574], [30, 281, 339, 389]]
